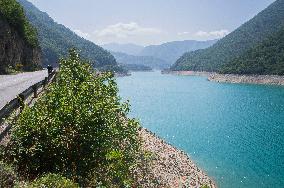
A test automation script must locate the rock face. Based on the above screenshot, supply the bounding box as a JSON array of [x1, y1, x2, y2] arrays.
[[0, 17, 41, 74], [164, 71, 284, 86], [208, 74, 284, 86], [135, 128, 216, 188]]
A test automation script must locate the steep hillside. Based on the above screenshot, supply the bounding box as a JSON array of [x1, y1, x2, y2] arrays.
[[112, 51, 170, 69], [102, 43, 144, 55], [221, 26, 284, 75], [18, 0, 119, 71], [171, 0, 284, 73], [0, 0, 41, 74], [140, 40, 217, 63]]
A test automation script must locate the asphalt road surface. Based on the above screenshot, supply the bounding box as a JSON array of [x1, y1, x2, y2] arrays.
[[0, 70, 47, 109]]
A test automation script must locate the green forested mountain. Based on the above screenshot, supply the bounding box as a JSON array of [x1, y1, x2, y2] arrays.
[[111, 51, 170, 69], [140, 40, 217, 64], [221, 26, 284, 75], [18, 0, 119, 71], [0, 0, 41, 74], [171, 0, 284, 74], [0, 0, 38, 47]]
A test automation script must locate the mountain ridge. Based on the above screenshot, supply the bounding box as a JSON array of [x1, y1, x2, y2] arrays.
[[111, 51, 170, 70], [104, 39, 217, 69], [140, 39, 217, 63], [18, 0, 120, 72], [171, 0, 284, 74], [221, 26, 284, 75]]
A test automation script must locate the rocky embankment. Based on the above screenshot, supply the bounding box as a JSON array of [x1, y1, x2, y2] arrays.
[[162, 70, 211, 77], [0, 17, 41, 74], [208, 73, 284, 86], [137, 128, 216, 188], [163, 71, 284, 86]]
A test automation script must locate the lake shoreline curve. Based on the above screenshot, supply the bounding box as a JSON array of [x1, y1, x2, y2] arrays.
[[140, 127, 217, 188], [162, 70, 284, 86]]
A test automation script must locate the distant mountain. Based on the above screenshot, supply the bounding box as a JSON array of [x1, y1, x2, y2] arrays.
[[171, 0, 284, 74], [0, 0, 41, 74], [140, 40, 217, 64], [102, 43, 144, 56], [111, 51, 170, 70], [221, 26, 284, 75], [120, 64, 152, 72], [18, 0, 120, 72]]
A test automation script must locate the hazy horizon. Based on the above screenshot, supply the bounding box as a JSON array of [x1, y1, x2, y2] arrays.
[[27, 0, 275, 46]]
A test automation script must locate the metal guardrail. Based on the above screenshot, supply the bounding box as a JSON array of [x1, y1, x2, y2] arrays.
[[0, 70, 56, 140]]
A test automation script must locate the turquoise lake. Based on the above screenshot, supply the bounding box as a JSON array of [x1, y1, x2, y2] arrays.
[[116, 71, 284, 188]]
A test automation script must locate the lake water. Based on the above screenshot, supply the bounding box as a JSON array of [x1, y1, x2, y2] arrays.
[[117, 71, 284, 188]]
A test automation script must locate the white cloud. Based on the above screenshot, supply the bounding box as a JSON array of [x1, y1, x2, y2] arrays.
[[195, 29, 229, 38], [177, 31, 190, 36], [71, 23, 164, 45], [94, 22, 162, 39], [73, 29, 91, 39]]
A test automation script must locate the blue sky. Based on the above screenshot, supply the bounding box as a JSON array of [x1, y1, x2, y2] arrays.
[[28, 0, 275, 46]]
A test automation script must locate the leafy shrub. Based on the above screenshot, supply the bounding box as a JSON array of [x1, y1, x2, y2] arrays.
[[23, 173, 78, 188], [4, 49, 140, 187], [15, 63, 24, 72], [0, 161, 18, 188], [201, 185, 210, 188]]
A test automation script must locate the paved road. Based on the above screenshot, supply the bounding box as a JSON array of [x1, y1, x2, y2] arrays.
[[0, 70, 47, 109]]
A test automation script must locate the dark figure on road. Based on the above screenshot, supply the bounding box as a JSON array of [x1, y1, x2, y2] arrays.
[[47, 65, 53, 75]]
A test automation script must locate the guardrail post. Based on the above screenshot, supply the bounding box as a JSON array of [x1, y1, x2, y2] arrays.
[[43, 77, 48, 87], [18, 94, 25, 112], [32, 84, 38, 98], [47, 65, 53, 81], [53, 71, 56, 82]]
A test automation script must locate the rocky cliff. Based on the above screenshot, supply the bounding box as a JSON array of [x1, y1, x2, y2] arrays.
[[0, 17, 41, 74]]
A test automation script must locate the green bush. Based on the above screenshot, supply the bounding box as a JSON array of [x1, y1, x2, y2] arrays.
[[4, 49, 140, 187], [201, 185, 210, 188], [22, 173, 78, 188], [0, 161, 18, 188], [15, 63, 24, 72]]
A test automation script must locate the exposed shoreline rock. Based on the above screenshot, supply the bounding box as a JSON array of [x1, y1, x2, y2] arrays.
[[162, 70, 211, 77], [163, 71, 284, 86], [208, 73, 284, 86], [138, 128, 216, 188]]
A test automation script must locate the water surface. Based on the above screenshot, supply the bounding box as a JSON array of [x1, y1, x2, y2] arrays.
[[117, 71, 284, 188]]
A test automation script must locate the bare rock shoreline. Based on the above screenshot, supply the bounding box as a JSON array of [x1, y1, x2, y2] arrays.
[[163, 71, 284, 86], [162, 70, 211, 77], [208, 73, 284, 86], [139, 128, 216, 188]]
